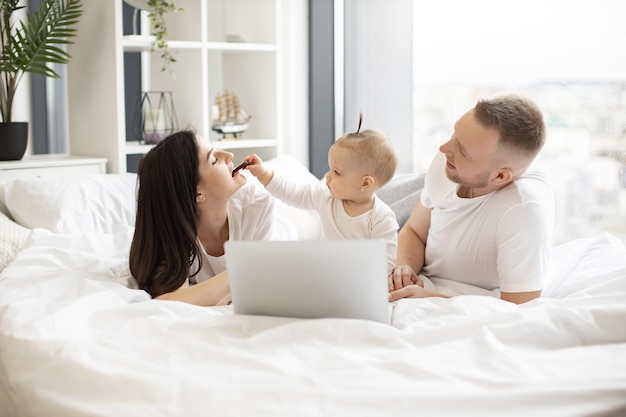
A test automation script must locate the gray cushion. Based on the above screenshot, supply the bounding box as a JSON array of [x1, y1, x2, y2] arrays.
[[377, 173, 425, 229]]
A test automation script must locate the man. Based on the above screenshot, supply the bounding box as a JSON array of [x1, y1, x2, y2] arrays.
[[389, 95, 554, 304]]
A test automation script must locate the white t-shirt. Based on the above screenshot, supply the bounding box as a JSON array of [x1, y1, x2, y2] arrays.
[[420, 152, 554, 293], [266, 171, 399, 272], [189, 183, 275, 284]]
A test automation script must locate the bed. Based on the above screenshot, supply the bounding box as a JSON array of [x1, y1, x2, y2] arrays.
[[1, 155, 625, 417]]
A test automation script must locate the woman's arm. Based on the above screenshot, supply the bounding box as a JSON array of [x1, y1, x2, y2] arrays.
[[500, 290, 541, 304], [156, 270, 230, 306]]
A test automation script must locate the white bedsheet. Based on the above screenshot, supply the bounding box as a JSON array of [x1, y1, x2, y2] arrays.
[[1, 229, 625, 417]]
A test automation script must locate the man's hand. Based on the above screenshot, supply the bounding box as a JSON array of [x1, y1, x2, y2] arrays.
[[388, 265, 423, 291]]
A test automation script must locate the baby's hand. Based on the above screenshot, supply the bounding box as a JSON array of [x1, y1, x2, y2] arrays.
[[243, 153, 264, 176], [244, 154, 274, 186]]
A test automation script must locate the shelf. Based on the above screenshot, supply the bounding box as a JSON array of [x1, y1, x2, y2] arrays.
[[123, 36, 201, 52], [122, 35, 155, 50], [68, 0, 284, 173], [124, 139, 278, 155], [122, 36, 275, 53], [214, 138, 278, 149], [124, 141, 154, 155], [206, 42, 276, 53]]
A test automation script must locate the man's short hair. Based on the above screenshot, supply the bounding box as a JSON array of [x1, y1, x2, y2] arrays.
[[474, 94, 546, 160]]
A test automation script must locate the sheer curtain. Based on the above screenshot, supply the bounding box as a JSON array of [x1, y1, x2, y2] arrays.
[[29, 0, 70, 153], [45, 64, 70, 153], [342, 0, 626, 244], [342, 0, 413, 173]]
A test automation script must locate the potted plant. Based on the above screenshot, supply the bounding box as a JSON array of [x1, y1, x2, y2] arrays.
[[124, 0, 182, 74], [0, 0, 82, 160]]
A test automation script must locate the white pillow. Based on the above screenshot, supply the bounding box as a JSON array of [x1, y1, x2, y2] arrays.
[[0, 211, 31, 272], [0, 156, 319, 239], [0, 174, 137, 234]]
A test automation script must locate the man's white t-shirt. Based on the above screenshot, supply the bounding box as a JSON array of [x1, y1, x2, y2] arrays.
[[189, 183, 275, 284], [266, 171, 399, 272], [421, 152, 555, 293]]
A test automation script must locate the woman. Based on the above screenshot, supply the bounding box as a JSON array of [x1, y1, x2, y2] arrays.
[[129, 130, 275, 305]]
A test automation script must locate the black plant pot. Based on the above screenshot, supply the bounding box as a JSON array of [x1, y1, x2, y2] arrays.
[[0, 122, 28, 161]]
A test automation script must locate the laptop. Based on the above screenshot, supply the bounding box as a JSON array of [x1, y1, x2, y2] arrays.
[[225, 239, 390, 324]]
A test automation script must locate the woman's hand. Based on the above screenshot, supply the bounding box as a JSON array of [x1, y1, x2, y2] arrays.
[[389, 284, 433, 302], [216, 293, 232, 306]]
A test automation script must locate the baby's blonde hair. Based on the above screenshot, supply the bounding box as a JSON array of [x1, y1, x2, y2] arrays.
[[334, 116, 398, 186]]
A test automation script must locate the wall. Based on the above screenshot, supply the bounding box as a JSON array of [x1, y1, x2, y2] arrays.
[[280, 0, 309, 167]]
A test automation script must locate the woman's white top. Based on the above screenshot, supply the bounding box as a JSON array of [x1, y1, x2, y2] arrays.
[[189, 183, 275, 284]]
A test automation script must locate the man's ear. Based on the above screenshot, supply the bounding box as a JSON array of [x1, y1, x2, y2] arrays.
[[361, 175, 375, 191], [491, 168, 513, 186], [196, 193, 206, 203]]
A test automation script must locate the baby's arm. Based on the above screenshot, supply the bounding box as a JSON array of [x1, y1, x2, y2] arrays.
[[245, 154, 324, 211], [370, 201, 400, 274], [244, 154, 274, 186]]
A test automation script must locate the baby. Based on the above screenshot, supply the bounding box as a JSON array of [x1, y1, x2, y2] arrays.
[[245, 115, 399, 272]]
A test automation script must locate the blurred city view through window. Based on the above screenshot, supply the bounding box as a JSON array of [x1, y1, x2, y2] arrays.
[[410, 1, 626, 244]]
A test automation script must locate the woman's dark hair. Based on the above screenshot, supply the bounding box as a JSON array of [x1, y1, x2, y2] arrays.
[[129, 130, 202, 298]]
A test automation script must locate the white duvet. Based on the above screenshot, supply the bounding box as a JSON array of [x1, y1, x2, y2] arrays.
[[1, 228, 626, 417]]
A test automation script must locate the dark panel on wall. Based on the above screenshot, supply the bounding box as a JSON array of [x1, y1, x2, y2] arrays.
[[29, 0, 47, 154], [30, 73, 48, 154], [124, 53, 142, 143], [126, 154, 142, 173], [308, 0, 335, 178], [124, 3, 143, 174], [123, 3, 142, 143]]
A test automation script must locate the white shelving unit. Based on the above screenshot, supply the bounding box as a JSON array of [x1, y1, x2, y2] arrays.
[[67, 0, 285, 173]]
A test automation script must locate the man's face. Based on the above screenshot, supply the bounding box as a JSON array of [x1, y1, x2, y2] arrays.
[[438, 108, 501, 189]]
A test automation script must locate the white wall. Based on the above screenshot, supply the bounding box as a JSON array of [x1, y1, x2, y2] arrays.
[[279, 0, 309, 167]]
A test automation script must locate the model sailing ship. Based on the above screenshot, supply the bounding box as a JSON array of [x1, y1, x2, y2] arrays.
[[211, 90, 252, 139]]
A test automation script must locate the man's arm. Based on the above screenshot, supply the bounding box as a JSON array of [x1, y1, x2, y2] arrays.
[[389, 200, 431, 290], [389, 286, 540, 304], [390, 196, 545, 305]]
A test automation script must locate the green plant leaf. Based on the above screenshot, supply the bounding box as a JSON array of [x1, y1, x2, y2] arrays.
[[0, 0, 83, 122]]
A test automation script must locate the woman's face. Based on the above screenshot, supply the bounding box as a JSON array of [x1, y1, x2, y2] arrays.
[[195, 135, 245, 202]]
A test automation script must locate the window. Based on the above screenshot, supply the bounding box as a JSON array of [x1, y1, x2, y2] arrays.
[[29, 0, 70, 154], [342, 0, 626, 244]]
